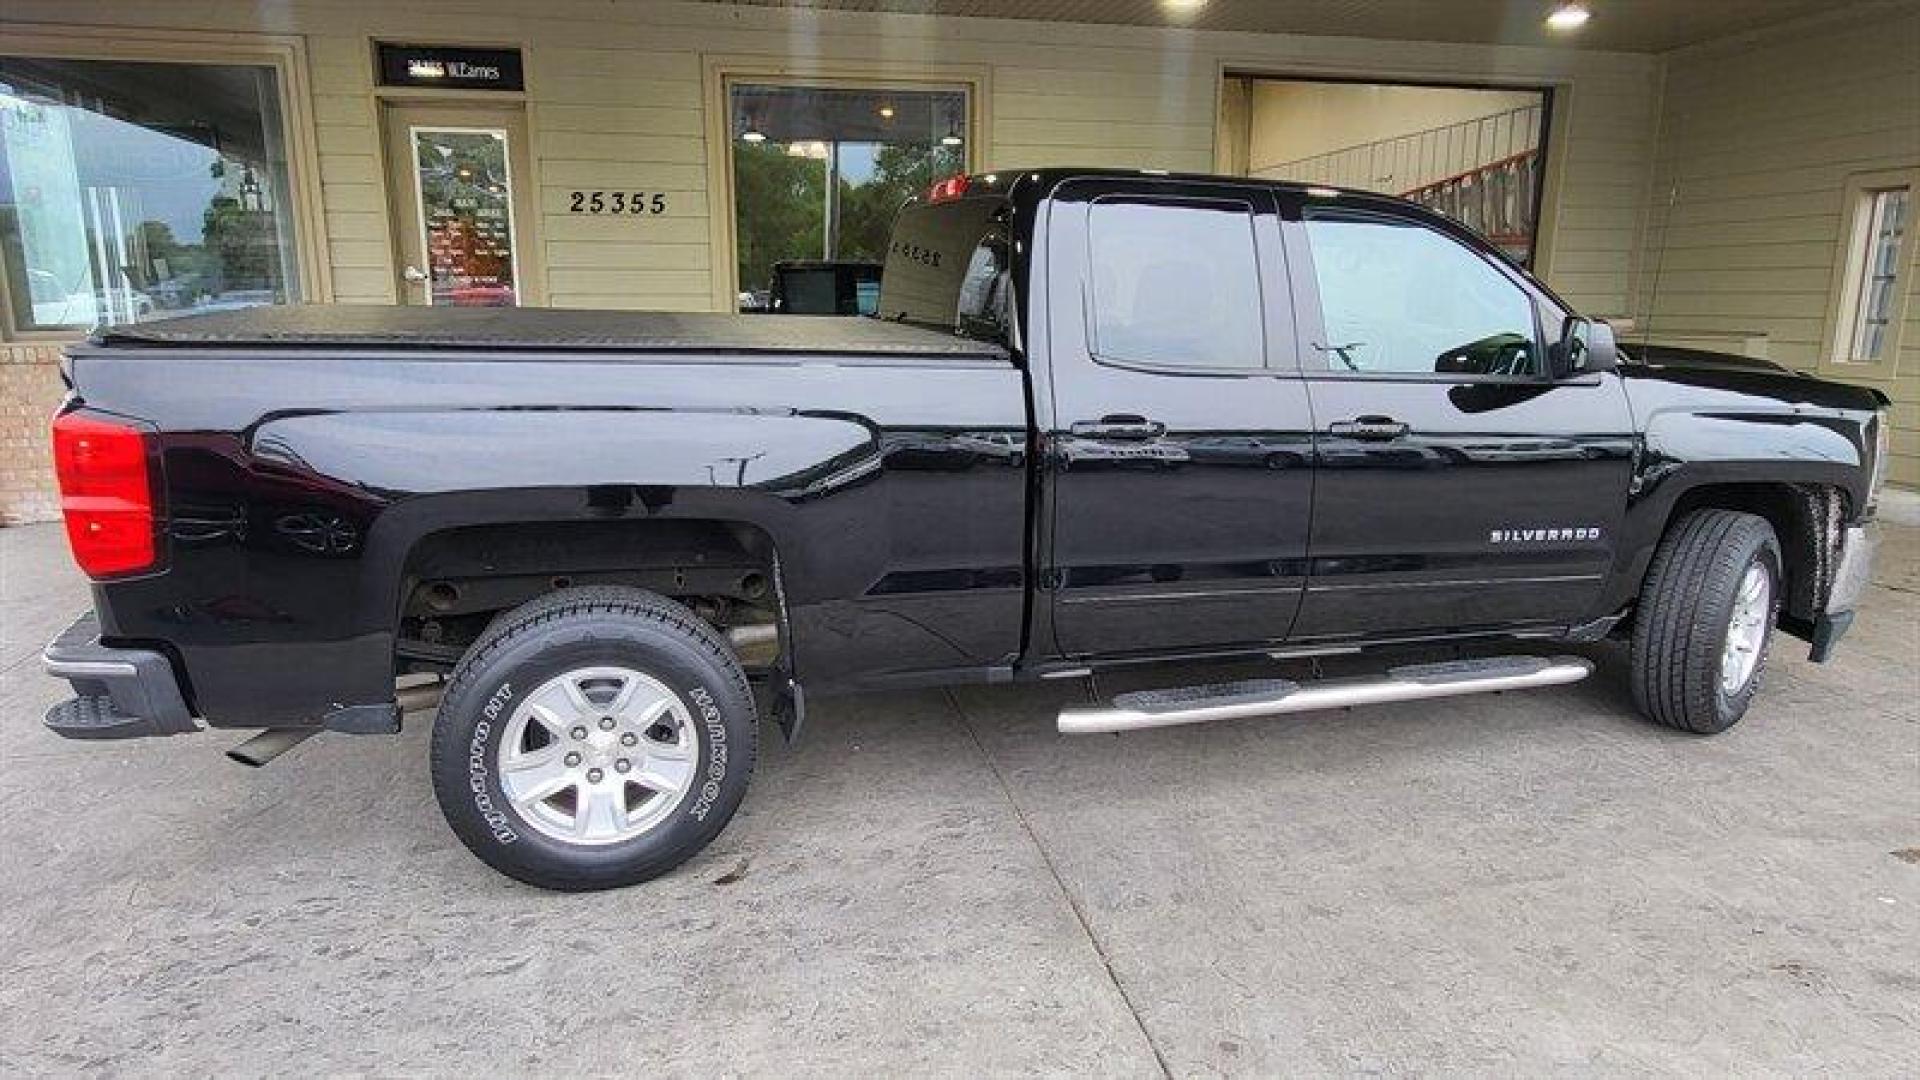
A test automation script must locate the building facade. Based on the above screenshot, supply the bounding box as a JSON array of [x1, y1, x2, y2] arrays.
[[0, 0, 1915, 522]]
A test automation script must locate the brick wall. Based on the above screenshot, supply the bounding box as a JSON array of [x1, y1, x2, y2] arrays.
[[1, 344, 65, 525]]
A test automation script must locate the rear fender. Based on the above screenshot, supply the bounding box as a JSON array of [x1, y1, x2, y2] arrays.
[[252, 407, 876, 707]]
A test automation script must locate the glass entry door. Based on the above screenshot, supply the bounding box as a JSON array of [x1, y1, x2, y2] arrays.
[[383, 103, 539, 306]]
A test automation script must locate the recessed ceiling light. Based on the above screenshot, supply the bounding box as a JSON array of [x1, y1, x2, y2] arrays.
[[1162, 0, 1208, 15], [878, 105, 895, 119], [1546, 3, 1591, 31]]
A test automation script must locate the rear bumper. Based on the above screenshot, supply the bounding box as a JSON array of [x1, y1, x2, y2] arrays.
[[43, 613, 198, 739], [1805, 524, 1877, 663]]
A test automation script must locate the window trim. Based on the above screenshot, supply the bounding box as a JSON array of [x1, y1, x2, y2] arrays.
[[1082, 193, 1272, 377], [1293, 203, 1552, 384], [0, 25, 330, 342], [1821, 166, 1918, 380]]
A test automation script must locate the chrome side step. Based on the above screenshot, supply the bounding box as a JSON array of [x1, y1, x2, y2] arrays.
[[1057, 655, 1594, 735]]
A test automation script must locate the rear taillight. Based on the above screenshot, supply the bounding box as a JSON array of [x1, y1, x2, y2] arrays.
[[52, 411, 156, 577], [928, 173, 970, 202]]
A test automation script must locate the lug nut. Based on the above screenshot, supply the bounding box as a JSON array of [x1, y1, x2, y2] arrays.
[[620, 732, 638, 747], [564, 752, 582, 767], [615, 759, 631, 773], [587, 768, 604, 783], [570, 726, 587, 740], [599, 716, 616, 731]]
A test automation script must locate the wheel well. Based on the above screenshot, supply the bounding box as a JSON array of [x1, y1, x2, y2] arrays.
[[1662, 482, 1845, 624], [394, 519, 782, 674]]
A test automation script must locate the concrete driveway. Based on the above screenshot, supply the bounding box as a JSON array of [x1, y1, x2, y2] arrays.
[[2, 518, 1916, 1076]]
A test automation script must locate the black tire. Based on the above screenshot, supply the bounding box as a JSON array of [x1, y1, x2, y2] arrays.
[[429, 586, 757, 890], [1630, 509, 1783, 734]]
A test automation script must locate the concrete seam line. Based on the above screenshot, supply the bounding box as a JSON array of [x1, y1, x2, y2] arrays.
[[942, 687, 1174, 1080]]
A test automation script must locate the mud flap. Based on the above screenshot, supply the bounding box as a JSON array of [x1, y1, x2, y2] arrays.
[[768, 673, 805, 743]]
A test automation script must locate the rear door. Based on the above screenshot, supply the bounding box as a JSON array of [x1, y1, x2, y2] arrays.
[[1041, 178, 1316, 657], [1283, 194, 1636, 641]]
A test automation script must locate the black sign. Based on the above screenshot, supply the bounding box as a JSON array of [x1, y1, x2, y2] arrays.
[[376, 44, 524, 91]]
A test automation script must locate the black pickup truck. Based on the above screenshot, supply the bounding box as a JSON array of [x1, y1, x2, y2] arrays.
[[44, 169, 1888, 890]]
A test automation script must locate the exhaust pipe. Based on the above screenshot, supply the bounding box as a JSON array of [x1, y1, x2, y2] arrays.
[[227, 728, 319, 767], [396, 678, 444, 714]]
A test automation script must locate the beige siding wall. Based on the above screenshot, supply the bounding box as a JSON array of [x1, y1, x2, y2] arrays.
[[1632, 6, 1920, 486], [0, 0, 1665, 519], [0, 0, 1661, 312]]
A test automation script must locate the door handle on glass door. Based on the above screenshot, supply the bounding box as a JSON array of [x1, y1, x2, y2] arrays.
[[1328, 416, 1410, 440]]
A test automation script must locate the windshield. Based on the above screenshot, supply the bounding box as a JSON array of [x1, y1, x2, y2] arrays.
[[877, 193, 1012, 346]]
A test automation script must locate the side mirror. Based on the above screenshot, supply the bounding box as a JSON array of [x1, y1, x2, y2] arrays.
[[1550, 317, 1618, 378]]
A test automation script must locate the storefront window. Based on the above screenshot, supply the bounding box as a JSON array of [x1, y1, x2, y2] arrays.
[[0, 56, 300, 332], [729, 83, 966, 312]]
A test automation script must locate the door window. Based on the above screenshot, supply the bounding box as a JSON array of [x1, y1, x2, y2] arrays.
[[1303, 212, 1538, 377], [1087, 198, 1265, 370], [409, 127, 520, 306]]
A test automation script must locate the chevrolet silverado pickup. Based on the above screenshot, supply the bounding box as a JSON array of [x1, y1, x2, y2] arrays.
[[43, 169, 1888, 890]]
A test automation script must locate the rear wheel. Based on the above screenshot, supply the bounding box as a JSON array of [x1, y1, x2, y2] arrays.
[[429, 587, 757, 890], [1630, 509, 1783, 734]]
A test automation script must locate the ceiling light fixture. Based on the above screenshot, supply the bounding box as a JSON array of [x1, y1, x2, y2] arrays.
[[878, 105, 895, 119], [740, 129, 766, 143], [1161, 0, 1208, 15], [1545, 3, 1592, 31]]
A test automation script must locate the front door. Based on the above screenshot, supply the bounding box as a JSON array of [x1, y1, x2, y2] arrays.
[[383, 103, 540, 306], [1284, 198, 1636, 641], [1043, 178, 1316, 658]]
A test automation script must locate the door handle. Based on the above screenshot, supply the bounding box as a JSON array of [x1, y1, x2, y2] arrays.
[[1071, 415, 1166, 440], [402, 265, 429, 283], [1328, 415, 1410, 441]]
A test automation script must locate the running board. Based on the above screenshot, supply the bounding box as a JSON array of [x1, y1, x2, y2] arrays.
[[1057, 655, 1593, 735]]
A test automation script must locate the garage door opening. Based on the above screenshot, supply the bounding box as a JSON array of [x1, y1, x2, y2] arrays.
[[1222, 76, 1552, 266]]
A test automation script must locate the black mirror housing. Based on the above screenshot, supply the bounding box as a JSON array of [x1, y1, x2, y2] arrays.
[[1550, 316, 1618, 378], [1585, 319, 1619, 373]]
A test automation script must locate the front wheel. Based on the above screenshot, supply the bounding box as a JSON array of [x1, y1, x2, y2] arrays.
[[429, 587, 757, 890], [1630, 509, 1783, 734]]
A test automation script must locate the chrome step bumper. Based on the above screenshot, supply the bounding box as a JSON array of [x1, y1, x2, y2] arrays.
[[1057, 655, 1594, 735]]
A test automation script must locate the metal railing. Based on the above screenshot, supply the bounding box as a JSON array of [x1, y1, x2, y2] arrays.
[[1254, 104, 1544, 260]]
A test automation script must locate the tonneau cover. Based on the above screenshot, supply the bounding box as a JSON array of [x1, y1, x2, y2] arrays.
[[89, 304, 1007, 359]]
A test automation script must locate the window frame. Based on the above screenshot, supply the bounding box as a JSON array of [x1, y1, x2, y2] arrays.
[[1290, 201, 1554, 384], [0, 25, 329, 342], [1082, 192, 1272, 377], [1822, 166, 1918, 378]]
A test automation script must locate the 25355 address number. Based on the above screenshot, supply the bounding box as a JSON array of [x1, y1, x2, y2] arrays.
[[568, 191, 668, 215]]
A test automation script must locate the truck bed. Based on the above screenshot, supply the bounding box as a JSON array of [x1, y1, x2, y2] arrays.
[[88, 304, 1009, 363]]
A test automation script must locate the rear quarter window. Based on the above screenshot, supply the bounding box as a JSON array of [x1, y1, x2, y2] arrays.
[[878, 195, 1011, 343]]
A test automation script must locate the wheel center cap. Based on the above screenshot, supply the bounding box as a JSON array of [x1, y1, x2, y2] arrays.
[[583, 731, 620, 764]]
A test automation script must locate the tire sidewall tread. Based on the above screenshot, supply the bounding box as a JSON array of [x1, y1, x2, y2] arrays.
[[429, 587, 757, 890], [1630, 509, 1782, 734]]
